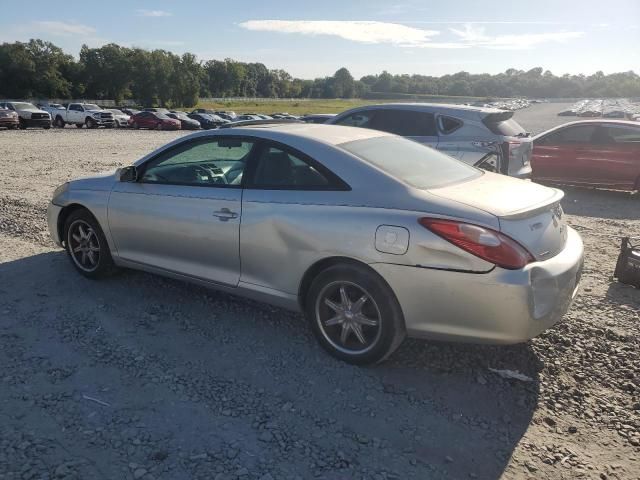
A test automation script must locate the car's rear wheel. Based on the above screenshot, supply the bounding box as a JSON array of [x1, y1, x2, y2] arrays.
[[64, 209, 116, 279], [306, 264, 405, 365]]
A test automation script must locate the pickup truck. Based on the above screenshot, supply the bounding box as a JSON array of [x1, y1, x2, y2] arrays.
[[39, 103, 67, 119], [0, 101, 51, 129], [52, 103, 115, 128]]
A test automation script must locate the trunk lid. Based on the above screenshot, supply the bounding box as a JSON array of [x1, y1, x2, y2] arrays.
[[428, 172, 568, 261]]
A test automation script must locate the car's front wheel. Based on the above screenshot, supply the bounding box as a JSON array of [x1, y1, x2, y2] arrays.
[[64, 209, 116, 279], [306, 264, 406, 365], [85, 117, 97, 129]]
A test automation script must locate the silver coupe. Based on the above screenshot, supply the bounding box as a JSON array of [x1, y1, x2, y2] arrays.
[[47, 123, 584, 364]]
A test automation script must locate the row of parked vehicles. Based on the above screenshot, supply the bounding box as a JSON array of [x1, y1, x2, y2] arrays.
[[4, 99, 639, 191], [558, 98, 640, 119], [0, 101, 306, 131]]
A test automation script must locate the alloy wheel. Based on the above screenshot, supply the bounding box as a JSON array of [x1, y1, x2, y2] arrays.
[[67, 220, 101, 272], [315, 281, 382, 355]]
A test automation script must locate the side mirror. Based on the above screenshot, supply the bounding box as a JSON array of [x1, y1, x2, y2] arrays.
[[117, 166, 138, 182]]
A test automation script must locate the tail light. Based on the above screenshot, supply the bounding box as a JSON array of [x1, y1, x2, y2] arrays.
[[418, 218, 534, 269]]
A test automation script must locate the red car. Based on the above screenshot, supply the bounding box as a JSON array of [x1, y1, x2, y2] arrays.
[[532, 120, 640, 191], [129, 111, 181, 130]]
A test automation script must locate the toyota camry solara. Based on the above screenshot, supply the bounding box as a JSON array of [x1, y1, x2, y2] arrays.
[[47, 123, 584, 364]]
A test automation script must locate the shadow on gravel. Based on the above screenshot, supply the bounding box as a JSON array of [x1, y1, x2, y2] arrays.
[[1, 249, 541, 479], [559, 186, 640, 220], [606, 281, 640, 308]]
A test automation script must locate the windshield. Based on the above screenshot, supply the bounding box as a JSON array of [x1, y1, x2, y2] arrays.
[[340, 135, 480, 189], [155, 113, 169, 119], [84, 104, 101, 110], [11, 102, 37, 110]]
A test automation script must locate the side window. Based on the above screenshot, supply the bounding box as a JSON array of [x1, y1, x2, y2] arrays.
[[334, 110, 375, 128], [69, 104, 82, 112], [251, 144, 344, 190], [371, 110, 437, 136], [140, 138, 253, 187], [603, 125, 640, 144], [438, 116, 463, 134], [552, 125, 597, 144]]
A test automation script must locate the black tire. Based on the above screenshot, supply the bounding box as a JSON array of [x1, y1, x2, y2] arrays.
[[155, 122, 163, 130], [19, 120, 26, 130], [64, 209, 116, 279], [85, 117, 97, 129], [132, 121, 139, 129], [75, 123, 83, 128], [305, 263, 406, 365], [55, 116, 65, 128]]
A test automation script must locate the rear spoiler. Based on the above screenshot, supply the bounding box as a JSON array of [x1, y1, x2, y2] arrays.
[[482, 110, 514, 123], [499, 188, 565, 220]]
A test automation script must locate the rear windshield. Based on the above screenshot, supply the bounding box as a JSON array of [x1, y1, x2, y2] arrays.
[[339, 136, 480, 189]]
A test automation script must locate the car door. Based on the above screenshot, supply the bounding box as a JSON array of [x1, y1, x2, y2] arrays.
[[108, 136, 254, 286], [532, 124, 597, 184], [240, 141, 351, 295], [581, 124, 640, 189], [68, 104, 83, 123]]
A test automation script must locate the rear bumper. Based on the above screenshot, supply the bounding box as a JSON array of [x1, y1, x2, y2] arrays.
[[371, 227, 584, 344]]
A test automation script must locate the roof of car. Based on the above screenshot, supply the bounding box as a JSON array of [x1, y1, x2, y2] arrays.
[[228, 123, 388, 145], [339, 102, 505, 115], [534, 119, 640, 138]]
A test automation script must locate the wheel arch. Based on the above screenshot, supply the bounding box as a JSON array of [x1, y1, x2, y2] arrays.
[[298, 256, 396, 311], [57, 203, 100, 247]]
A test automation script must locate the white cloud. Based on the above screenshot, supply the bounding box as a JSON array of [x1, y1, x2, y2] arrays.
[[32, 21, 96, 36], [450, 24, 584, 49], [240, 19, 584, 51], [239, 20, 440, 47], [136, 9, 172, 17]]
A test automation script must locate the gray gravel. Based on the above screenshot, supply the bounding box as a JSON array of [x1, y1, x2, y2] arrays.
[[0, 104, 639, 479]]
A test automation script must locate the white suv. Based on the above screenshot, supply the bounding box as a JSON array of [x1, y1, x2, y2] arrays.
[[328, 103, 532, 178]]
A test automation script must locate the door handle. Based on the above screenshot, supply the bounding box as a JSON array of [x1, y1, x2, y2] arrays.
[[212, 208, 238, 221]]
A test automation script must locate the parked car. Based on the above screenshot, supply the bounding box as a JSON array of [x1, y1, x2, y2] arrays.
[[0, 101, 51, 129], [0, 107, 19, 129], [214, 111, 238, 121], [39, 103, 66, 119], [108, 109, 130, 128], [129, 111, 181, 130], [143, 107, 170, 114], [236, 114, 263, 121], [532, 120, 640, 191], [300, 113, 336, 124], [188, 113, 228, 129], [120, 108, 140, 117], [52, 103, 114, 128], [167, 112, 201, 130], [47, 124, 583, 365], [191, 108, 217, 115], [328, 103, 532, 178]]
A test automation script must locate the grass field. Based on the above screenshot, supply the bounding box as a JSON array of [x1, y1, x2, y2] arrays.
[[194, 99, 377, 115], [193, 94, 486, 115]]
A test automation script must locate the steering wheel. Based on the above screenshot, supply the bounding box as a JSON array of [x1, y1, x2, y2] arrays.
[[194, 165, 227, 184]]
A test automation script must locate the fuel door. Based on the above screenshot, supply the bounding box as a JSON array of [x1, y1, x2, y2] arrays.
[[375, 225, 409, 255]]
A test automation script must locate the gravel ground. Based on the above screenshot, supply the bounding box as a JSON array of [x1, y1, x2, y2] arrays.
[[0, 103, 639, 479]]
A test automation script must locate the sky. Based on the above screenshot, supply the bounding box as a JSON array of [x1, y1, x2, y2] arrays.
[[1, 0, 639, 79]]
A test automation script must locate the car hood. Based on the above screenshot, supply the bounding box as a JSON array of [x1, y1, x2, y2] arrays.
[[69, 171, 117, 191], [19, 107, 48, 114]]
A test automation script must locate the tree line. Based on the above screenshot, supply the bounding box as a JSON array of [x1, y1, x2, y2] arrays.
[[1, 39, 639, 108]]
